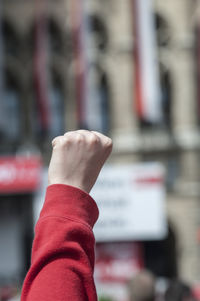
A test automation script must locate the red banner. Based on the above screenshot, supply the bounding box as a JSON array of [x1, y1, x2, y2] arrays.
[[0, 156, 42, 194], [34, 0, 50, 133], [95, 242, 143, 301], [133, 0, 162, 123], [95, 242, 143, 283]]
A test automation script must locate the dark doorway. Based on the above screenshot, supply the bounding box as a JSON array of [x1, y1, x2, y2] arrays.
[[143, 224, 177, 278]]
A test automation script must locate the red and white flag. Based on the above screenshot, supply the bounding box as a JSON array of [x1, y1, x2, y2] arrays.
[[0, 3, 5, 132], [0, 2, 3, 93], [71, 0, 103, 131], [133, 0, 162, 123], [34, 0, 51, 134]]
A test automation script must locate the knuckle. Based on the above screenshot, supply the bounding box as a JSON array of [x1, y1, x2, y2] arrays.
[[52, 135, 71, 149], [62, 137, 72, 147], [52, 136, 63, 148], [64, 132, 74, 139], [75, 133, 84, 143], [77, 129, 89, 134], [104, 137, 113, 150], [63, 132, 78, 145], [90, 133, 99, 145]]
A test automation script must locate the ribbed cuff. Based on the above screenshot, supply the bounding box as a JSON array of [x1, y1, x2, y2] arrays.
[[40, 184, 99, 229]]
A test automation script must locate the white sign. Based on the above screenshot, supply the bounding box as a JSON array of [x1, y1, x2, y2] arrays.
[[91, 163, 167, 242]]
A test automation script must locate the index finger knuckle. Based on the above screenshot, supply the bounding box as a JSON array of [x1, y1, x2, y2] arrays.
[[104, 137, 113, 149]]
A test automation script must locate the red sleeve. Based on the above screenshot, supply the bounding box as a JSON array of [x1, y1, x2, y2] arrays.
[[21, 184, 99, 301]]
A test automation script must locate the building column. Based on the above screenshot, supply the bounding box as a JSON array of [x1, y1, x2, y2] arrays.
[[105, 0, 138, 153]]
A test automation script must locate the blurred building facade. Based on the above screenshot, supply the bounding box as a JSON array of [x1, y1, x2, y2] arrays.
[[0, 0, 200, 294]]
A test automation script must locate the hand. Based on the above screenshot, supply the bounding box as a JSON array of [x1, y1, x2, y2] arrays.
[[48, 130, 113, 193]]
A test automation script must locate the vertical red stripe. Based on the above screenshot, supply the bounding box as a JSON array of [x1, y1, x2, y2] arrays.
[[132, 0, 144, 120], [34, 0, 50, 132], [0, 2, 4, 98], [70, 0, 86, 128], [137, 242, 145, 270]]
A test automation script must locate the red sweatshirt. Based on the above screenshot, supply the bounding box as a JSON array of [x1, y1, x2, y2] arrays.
[[21, 184, 99, 301]]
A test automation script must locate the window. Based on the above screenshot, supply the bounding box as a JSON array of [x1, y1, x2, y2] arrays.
[[97, 68, 110, 134], [32, 72, 65, 142], [156, 14, 172, 129], [144, 224, 178, 278], [90, 15, 110, 134], [160, 64, 172, 129], [89, 15, 108, 51], [48, 74, 65, 138], [2, 20, 19, 57], [72, 12, 110, 133], [0, 72, 21, 142], [48, 19, 63, 54], [138, 13, 172, 130], [155, 14, 170, 48]]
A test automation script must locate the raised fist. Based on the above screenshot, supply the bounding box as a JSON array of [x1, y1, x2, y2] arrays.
[[48, 130, 113, 193]]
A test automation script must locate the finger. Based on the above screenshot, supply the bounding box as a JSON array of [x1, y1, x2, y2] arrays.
[[91, 131, 113, 148], [76, 129, 91, 134], [91, 131, 108, 140], [75, 129, 93, 138], [52, 136, 63, 147], [75, 130, 101, 145], [64, 131, 76, 137], [64, 130, 92, 141]]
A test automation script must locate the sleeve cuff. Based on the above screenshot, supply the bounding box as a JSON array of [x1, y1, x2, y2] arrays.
[[39, 184, 99, 229]]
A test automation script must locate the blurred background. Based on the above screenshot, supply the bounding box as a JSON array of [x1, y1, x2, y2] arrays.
[[0, 0, 200, 300]]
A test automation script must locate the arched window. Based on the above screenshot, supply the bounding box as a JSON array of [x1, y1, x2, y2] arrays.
[[155, 13, 170, 47], [30, 18, 69, 57], [89, 15, 108, 51], [0, 70, 21, 142]]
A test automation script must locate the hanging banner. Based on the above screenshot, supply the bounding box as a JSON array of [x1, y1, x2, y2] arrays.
[[34, 0, 51, 134], [95, 242, 143, 283], [71, 0, 103, 131], [95, 242, 143, 301], [0, 156, 41, 194], [92, 163, 167, 241], [133, 0, 162, 123], [0, 1, 3, 90], [0, 2, 5, 132]]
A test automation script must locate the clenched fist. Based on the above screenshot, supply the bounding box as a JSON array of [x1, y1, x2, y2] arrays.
[[48, 130, 113, 193]]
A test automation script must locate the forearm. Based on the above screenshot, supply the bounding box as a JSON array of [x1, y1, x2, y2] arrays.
[[21, 184, 99, 301]]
